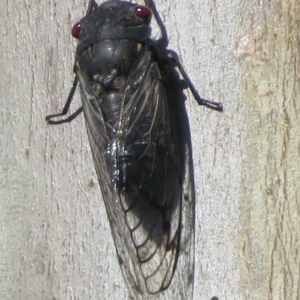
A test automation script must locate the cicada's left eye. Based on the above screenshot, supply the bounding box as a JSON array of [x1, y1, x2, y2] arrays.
[[71, 22, 82, 38], [135, 6, 152, 19]]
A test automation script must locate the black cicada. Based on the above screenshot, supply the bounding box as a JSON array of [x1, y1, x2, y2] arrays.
[[46, 0, 222, 299]]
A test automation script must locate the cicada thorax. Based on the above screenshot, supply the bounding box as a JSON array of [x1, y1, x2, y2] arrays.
[[77, 39, 145, 129]]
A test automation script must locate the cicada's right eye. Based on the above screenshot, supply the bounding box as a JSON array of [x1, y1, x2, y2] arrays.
[[71, 22, 82, 39], [135, 6, 152, 20]]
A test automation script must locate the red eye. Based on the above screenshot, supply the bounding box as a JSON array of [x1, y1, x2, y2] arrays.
[[71, 22, 81, 38], [135, 6, 151, 19]]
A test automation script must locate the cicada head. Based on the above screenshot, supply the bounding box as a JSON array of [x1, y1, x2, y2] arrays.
[[71, 0, 152, 45]]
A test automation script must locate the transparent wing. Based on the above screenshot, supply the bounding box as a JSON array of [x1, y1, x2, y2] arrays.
[[79, 49, 195, 299]]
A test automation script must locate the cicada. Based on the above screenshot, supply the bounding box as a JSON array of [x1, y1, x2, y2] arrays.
[[46, 0, 222, 299]]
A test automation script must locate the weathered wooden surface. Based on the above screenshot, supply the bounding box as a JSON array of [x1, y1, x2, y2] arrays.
[[1, 0, 299, 299]]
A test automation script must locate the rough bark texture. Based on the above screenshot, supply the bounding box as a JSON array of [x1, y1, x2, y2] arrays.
[[1, 0, 299, 299]]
